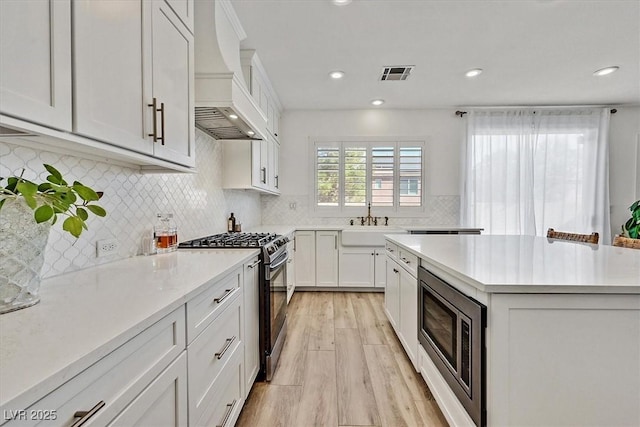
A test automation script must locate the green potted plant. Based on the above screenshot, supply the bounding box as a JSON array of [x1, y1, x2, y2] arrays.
[[621, 200, 640, 239], [0, 164, 106, 314]]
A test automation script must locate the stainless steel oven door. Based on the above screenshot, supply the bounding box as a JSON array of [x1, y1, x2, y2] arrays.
[[264, 249, 288, 381], [268, 250, 287, 351]]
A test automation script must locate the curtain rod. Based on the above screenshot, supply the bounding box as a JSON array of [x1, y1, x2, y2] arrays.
[[455, 107, 618, 117]]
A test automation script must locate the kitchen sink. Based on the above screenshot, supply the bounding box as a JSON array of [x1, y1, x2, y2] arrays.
[[341, 228, 407, 247]]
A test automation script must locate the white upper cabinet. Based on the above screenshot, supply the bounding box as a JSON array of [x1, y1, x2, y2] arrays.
[[0, 0, 72, 131], [73, 0, 195, 167], [164, 0, 194, 33], [149, 0, 195, 166], [73, 0, 150, 155], [240, 50, 282, 142]]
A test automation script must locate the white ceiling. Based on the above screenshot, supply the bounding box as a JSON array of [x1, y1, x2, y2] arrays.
[[230, 0, 640, 110]]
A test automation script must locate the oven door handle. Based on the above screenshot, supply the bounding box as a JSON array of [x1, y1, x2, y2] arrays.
[[269, 253, 289, 271]]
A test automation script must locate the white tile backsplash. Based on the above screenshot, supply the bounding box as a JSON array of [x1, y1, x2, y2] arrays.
[[260, 194, 460, 226], [0, 130, 261, 279]]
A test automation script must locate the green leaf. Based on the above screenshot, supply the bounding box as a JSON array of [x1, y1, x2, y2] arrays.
[[59, 190, 77, 205], [73, 184, 99, 201], [6, 177, 18, 192], [51, 215, 57, 226], [76, 207, 89, 221], [0, 199, 5, 211], [16, 181, 37, 196], [23, 194, 37, 209], [46, 174, 63, 185], [63, 216, 83, 238], [38, 183, 54, 192], [86, 204, 106, 217], [43, 164, 62, 181], [34, 205, 54, 223]]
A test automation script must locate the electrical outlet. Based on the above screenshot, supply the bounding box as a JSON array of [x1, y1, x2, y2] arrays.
[[289, 202, 297, 210], [96, 239, 119, 257]]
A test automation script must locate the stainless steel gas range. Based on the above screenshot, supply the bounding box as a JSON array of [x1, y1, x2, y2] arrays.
[[178, 232, 289, 381]]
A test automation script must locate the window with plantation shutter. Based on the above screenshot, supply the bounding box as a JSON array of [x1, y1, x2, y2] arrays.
[[316, 146, 340, 206], [399, 147, 422, 206], [344, 147, 366, 206], [314, 140, 424, 213], [371, 146, 394, 207]]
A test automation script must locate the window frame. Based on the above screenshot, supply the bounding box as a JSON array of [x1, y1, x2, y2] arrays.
[[312, 138, 427, 217]]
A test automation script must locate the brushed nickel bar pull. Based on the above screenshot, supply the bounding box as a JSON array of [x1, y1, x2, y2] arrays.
[[393, 268, 399, 274], [261, 167, 267, 184], [386, 247, 394, 252], [158, 101, 165, 145], [334, 235, 337, 249], [215, 336, 236, 360], [275, 175, 279, 188], [214, 288, 234, 304], [71, 401, 106, 427], [216, 400, 237, 427], [148, 98, 158, 142], [248, 259, 261, 269], [401, 257, 410, 264]]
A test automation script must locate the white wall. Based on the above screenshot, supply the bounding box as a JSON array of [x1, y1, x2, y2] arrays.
[[262, 109, 464, 226], [609, 107, 640, 239], [266, 107, 640, 239], [0, 129, 261, 279]]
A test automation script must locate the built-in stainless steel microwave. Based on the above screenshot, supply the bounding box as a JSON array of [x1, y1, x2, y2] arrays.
[[418, 266, 486, 427]]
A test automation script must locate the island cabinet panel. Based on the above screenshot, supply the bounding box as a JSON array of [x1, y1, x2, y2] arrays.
[[487, 293, 640, 427]]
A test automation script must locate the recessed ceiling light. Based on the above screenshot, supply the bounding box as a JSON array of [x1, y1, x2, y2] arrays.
[[593, 66, 619, 76], [247, 130, 255, 136], [332, 0, 351, 5], [371, 99, 385, 106], [465, 68, 483, 78], [329, 70, 345, 79], [229, 114, 238, 119]]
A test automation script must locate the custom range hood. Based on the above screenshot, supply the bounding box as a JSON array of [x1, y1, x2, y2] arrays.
[[194, 0, 266, 141]]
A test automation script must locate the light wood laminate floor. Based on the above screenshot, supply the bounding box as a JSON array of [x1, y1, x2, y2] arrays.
[[237, 292, 449, 427]]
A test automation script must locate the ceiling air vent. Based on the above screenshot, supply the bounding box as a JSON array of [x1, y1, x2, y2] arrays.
[[380, 66, 414, 81]]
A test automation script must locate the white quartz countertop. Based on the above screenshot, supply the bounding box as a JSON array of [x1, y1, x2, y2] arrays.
[[0, 249, 259, 410], [387, 234, 640, 294]]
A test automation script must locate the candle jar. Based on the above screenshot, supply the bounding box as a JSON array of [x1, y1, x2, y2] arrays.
[[154, 213, 178, 253]]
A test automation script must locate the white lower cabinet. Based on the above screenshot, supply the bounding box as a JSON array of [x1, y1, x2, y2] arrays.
[[188, 293, 243, 425], [294, 231, 316, 287], [385, 249, 418, 370], [339, 248, 375, 287], [315, 231, 339, 287], [107, 352, 188, 427], [10, 307, 186, 427], [339, 247, 387, 288], [244, 256, 261, 397], [286, 238, 296, 303], [398, 263, 418, 368], [385, 258, 400, 328]]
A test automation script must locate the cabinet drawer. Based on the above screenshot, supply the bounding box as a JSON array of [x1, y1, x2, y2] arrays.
[[186, 268, 242, 343], [398, 248, 418, 276], [191, 342, 244, 427], [385, 241, 398, 260], [106, 351, 187, 426], [188, 294, 242, 423], [9, 307, 185, 427]]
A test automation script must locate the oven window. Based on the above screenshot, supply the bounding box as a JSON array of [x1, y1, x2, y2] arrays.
[[270, 263, 287, 347], [424, 288, 457, 369]]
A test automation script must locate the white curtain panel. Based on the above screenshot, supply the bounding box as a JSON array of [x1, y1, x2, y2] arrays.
[[462, 108, 611, 242]]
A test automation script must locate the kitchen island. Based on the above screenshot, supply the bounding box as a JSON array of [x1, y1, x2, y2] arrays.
[[386, 234, 640, 427]]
